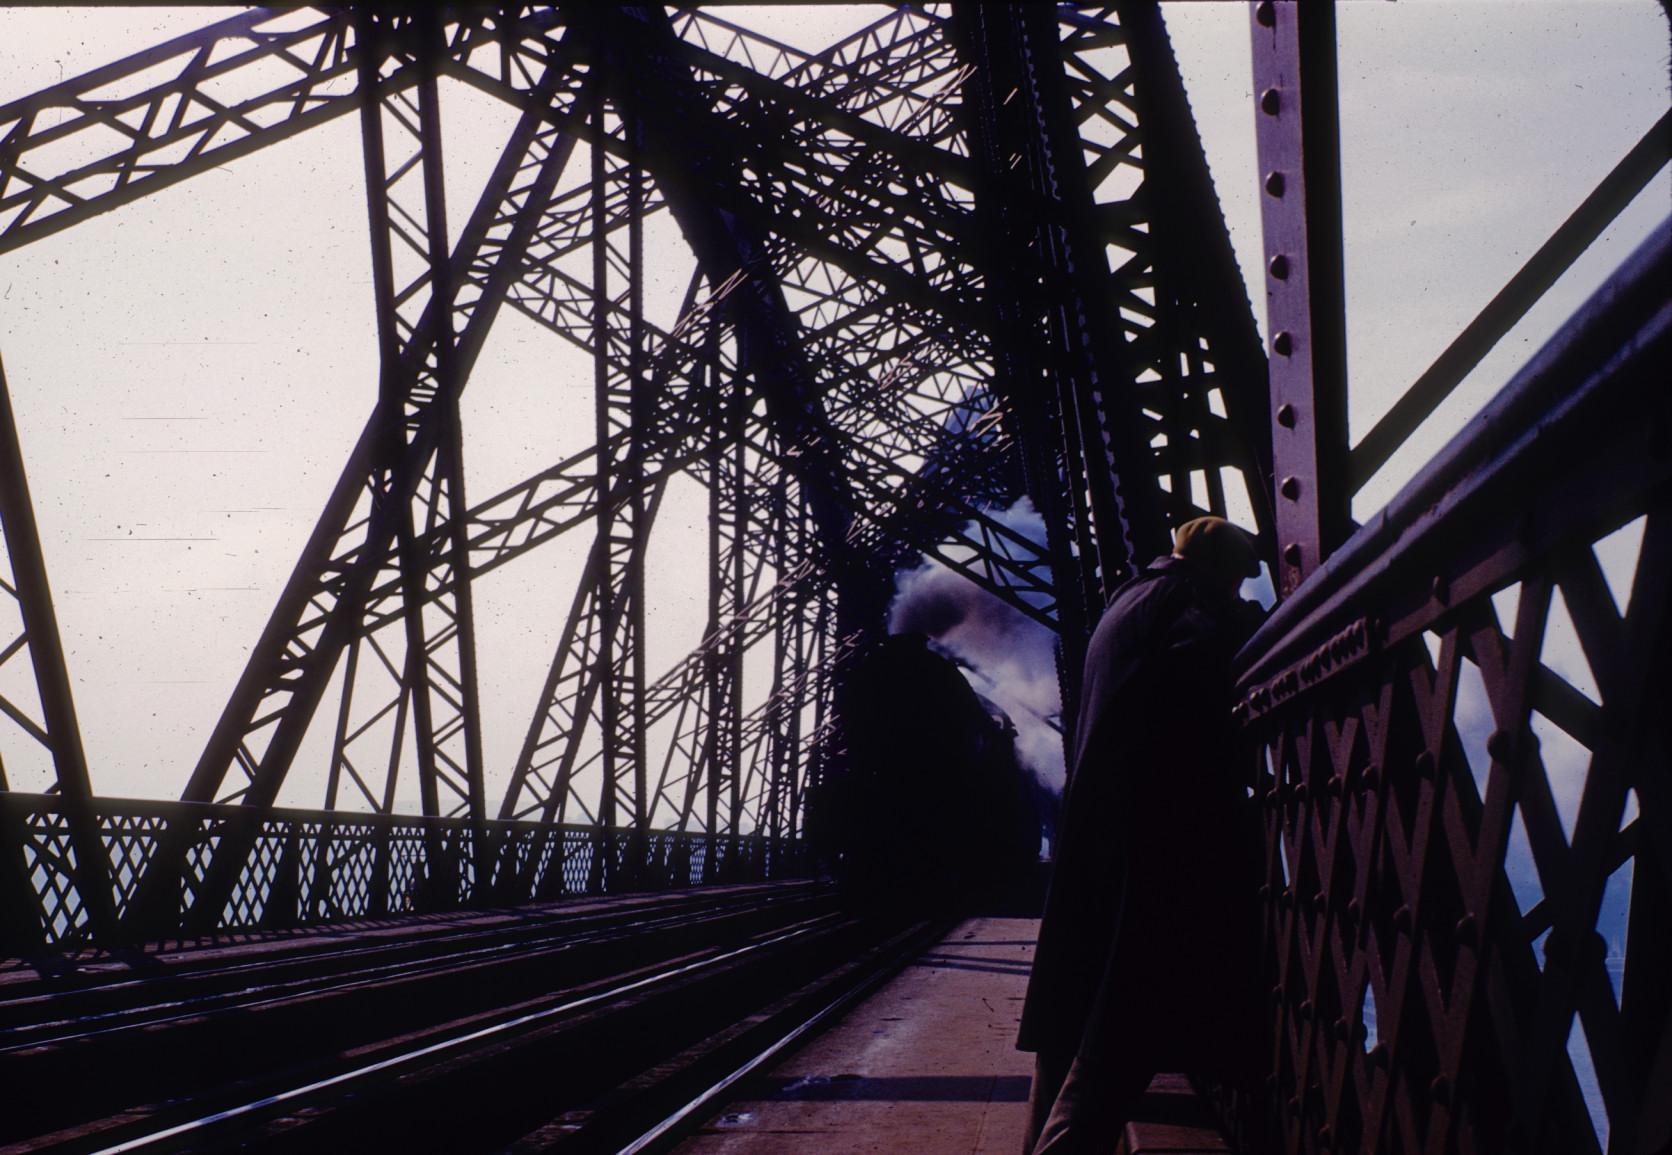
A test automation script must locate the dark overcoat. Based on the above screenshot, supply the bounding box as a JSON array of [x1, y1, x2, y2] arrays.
[[1017, 556, 1266, 1080]]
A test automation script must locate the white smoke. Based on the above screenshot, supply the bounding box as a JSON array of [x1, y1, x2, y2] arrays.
[[886, 498, 1066, 792]]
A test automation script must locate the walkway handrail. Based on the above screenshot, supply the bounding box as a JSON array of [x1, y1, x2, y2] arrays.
[[1236, 218, 1672, 703], [0, 791, 802, 951]]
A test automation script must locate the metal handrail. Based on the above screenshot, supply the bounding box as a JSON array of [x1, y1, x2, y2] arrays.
[[1237, 218, 1672, 701]]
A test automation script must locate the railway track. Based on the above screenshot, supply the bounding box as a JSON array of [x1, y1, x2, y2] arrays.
[[0, 882, 944, 1153]]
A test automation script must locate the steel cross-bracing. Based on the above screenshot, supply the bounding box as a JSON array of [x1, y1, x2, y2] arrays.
[[1, 5, 1665, 1153]]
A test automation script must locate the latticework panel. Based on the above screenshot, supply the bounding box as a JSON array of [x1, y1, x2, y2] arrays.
[[18, 810, 89, 946], [327, 825, 382, 919], [2, 795, 797, 943], [222, 825, 293, 928], [103, 813, 165, 922], [1235, 229, 1670, 1155]]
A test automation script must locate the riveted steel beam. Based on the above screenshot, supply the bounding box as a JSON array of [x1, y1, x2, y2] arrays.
[[1251, 0, 1352, 595]]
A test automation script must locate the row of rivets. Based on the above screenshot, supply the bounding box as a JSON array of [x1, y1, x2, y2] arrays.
[[1256, 7, 1305, 578]]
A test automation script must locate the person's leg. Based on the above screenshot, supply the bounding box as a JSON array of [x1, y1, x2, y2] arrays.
[[1022, 1050, 1071, 1155], [1029, 1053, 1155, 1155]]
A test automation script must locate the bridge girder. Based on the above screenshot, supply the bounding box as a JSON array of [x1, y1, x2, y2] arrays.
[[4, 7, 1662, 1152]]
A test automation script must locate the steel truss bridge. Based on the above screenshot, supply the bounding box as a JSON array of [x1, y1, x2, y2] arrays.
[[0, 4, 1665, 1153]]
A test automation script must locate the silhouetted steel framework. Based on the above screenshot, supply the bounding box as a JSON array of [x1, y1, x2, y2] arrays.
[[0, 5, 1665, 1154]]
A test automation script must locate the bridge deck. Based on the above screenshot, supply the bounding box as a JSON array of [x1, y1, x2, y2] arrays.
[[673, 914, 1235, 1155], [675, 915, 1037, 1154]]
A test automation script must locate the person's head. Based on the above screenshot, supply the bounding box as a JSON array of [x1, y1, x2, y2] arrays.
[[1171, 516, 1260, 601]]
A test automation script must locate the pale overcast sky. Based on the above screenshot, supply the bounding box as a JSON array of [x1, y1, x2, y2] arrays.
[[0, 3, 1666, 806]]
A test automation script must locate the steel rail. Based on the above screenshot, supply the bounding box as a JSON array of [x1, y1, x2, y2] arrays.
[[0, 890, 816, 1054], [84, 917, 840, 1155], [0, 882, 806, 1014], [617, 918, 946, 1154]]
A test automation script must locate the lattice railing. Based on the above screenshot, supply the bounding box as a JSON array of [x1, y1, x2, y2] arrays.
[[1228, 227, 1670, 1154], [0, 791, 801, 951]]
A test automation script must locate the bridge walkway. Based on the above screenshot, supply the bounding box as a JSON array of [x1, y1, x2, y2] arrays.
[[674, 915, 1037, 1153], [672, 916, 1234, 1155]]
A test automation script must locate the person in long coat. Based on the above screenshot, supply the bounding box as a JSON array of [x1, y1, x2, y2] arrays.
[[1018, 516, 1268, 1153]]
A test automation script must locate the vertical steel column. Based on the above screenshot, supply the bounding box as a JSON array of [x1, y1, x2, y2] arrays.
[[356, 7, 491, 904], [584, 76, 654, 888], [768, 523, 811, 853], [1251, 0, 1352, 595], [701, 342, 746, 879], [803, 582, 836, 850], [420, 7, 490, 887], [393, 10, 459, 893], [588, 84, 619, 889], [701, 372, 723, 877], [761, 479, 794, 852], [0, 355, 117, 945], [623, 97, 652, 880], [320, 8, 415, 828]]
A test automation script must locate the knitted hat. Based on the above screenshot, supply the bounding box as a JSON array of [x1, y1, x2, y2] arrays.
[[1172, 516, 1261, 581]]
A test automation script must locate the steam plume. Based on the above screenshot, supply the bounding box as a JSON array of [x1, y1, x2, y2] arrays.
[[886, 498, 1066, 791]]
